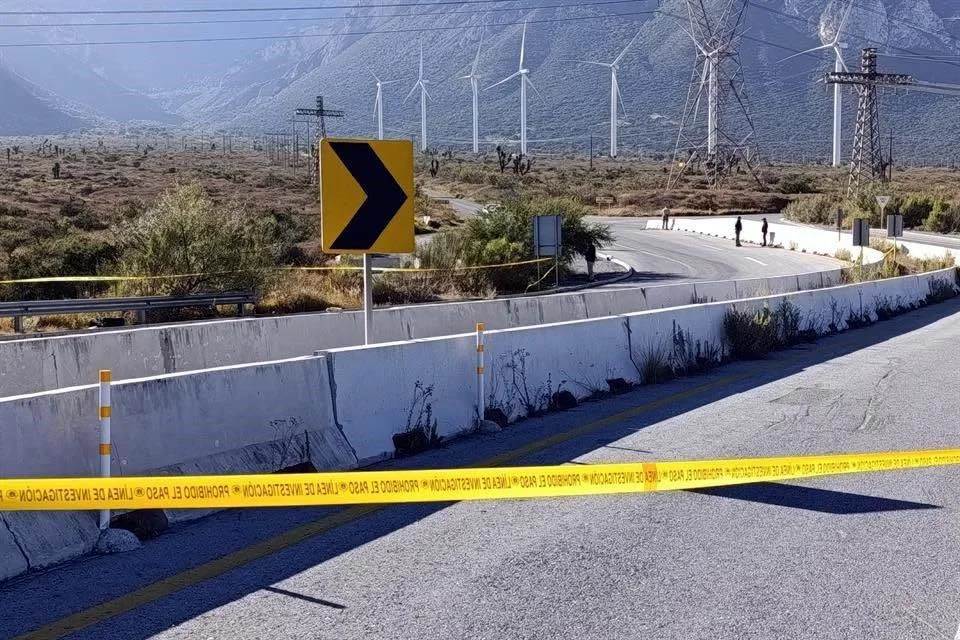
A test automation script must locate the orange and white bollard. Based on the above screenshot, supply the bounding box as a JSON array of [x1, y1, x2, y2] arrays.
[[98, 369, 112, 530], [476, 323, 485, 424]]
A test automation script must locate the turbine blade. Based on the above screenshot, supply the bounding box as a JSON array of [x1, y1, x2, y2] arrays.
[[419, 42, 424, 80], [519, 21, 527, 69], [835, 0, 856, 41], [374, 92, 381, 116], [777, 43, 833, 64], [422, 84, 432, 101], [370, 69, 382, 83], [612, 30, 642, 66], [525, 75, 543, 100], [834, 46, 849, 72], [485, 71, 520, 91], [562, 59, 611, 68], [472, 29, 483, 76], [404, 82, 419, 103], [616, 81, 627, 117], [679, 25, 708, 56]]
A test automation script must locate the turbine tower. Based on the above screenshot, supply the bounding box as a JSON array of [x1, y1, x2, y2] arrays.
[[568, 31, 641, 158], [779, 0, 855, 167], [669, 0, 763, 188], [487, 22, 540, 156], [405, 42, 431, 152], [372, 72, 399, 140], [460, 33, 484, 154]]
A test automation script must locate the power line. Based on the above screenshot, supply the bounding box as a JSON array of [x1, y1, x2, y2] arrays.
[[0, 0, 638, 28], [0, 0, 603, 16], [0, 11, 655, 47]]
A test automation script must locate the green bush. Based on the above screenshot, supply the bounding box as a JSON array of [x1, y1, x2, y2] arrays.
[[5, 234, 119, 299], [723, 307, 778, 359], [782, 194, 839, 225], [778, 173, 817, 194], [116, 182, 282, 296], [923, 200, 960, 234], [900, 193, 937, 229], [417, 196, 611, 293]]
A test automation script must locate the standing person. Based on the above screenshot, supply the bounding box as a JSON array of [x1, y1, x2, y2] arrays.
[[761, 217, 769, 247], [734, 216, 743, 247], [661, 207, 670, 230], [584, 242, 597, 281]]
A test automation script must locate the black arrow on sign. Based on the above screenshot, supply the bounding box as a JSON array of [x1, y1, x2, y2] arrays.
[[329, 141, 408, 251]]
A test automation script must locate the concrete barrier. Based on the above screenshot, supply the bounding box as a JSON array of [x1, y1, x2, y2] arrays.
[[0, 354, 355, 579], [1, 265, 956, 582], [0, 269, 849, 398]]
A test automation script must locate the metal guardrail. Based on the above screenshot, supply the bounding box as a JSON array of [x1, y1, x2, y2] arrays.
[[0, 292, 256, 333]]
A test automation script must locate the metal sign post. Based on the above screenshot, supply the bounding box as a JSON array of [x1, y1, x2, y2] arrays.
[[852, 218, 870, 279], [319, 138, 415, 345], [533, 215, 562, 289]]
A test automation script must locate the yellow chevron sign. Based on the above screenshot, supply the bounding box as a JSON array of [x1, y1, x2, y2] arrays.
[[319, 138, 415, 254]]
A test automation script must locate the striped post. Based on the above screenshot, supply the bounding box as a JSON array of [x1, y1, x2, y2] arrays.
[[98, 370, 112, 530], [476, 323, 485, 424]]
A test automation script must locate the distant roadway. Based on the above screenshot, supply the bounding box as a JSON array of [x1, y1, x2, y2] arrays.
[[433, 194, 843, 286], [7, 297, 960, 639]]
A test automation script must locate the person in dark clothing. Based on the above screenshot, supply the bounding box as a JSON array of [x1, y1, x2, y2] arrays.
[[584, 242, 597, 281], [734, 216, 743, 247], [761, 217, 769, 247]]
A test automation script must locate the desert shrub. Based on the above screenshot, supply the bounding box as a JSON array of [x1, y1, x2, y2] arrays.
[[373, 273, 442, 305], [923, 200, 960, 234], [5, 234, 119, 299], [899, 193, 937, 229], [115, 182, 280, 296], [115, 198, 147, 220], [637, 343, 673, 385], [59, 197, 87, 218], [772, 300, 801, 346], [456, 165, 486, 185], [72, 208, 109, 231], [723, 307, 778, 359], [778, 173, 817, 194], [417, 196, 610, 293], [782, 194, 839, 225], [927, 278, 958, 304]]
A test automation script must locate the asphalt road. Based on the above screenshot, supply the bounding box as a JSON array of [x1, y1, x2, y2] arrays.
[[592, 217, 841, 286], [430, 193, 843, 286], [6, 297, 960, 639]]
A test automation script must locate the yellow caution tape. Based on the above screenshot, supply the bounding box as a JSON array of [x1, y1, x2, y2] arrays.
[[0, 259, 552, 286], [1, 448, 958, 511]]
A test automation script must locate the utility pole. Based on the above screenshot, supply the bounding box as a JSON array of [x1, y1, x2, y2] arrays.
[[295, 95, 344, 183], [589, 135, 593, 170]]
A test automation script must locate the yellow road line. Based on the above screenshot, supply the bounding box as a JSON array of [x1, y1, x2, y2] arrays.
[[15, 374, 745, 640]]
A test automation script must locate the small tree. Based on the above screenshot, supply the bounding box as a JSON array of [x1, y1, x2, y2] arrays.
[[52, 162, 61, 179], [117, 183, 283, 296]]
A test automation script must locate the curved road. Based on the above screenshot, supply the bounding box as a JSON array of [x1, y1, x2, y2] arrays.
[[432, 194, 843, 286]]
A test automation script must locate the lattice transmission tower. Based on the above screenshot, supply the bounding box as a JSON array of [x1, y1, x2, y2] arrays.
[[826, 48, 911, 195], [295, 95, 344, 183], [668, 0, 763, 189]]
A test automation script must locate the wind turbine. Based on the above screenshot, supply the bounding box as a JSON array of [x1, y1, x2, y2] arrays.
[[682, 29, 722, 157], [372, 71, 399, 140], [405, 42, 431, 152], [460, 32, 484, 154], [778, 0, 855, 167], [567, 31, 641, 158], [486, 21, 540, 156]]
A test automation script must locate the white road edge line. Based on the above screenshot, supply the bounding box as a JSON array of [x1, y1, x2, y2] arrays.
[[743, 256, 767, 266]]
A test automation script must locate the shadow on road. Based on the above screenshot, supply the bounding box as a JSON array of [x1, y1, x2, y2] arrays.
[[690, 483, 941, 514], [6, 296, 960, 639]]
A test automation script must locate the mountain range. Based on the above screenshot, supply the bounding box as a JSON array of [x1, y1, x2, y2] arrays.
[[0, 0, 958, 164]]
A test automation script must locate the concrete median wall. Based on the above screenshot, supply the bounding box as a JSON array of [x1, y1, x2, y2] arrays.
[[0, 355, 356, 580], [1, 223, 859, 399], [0, 265, 956, 582]]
